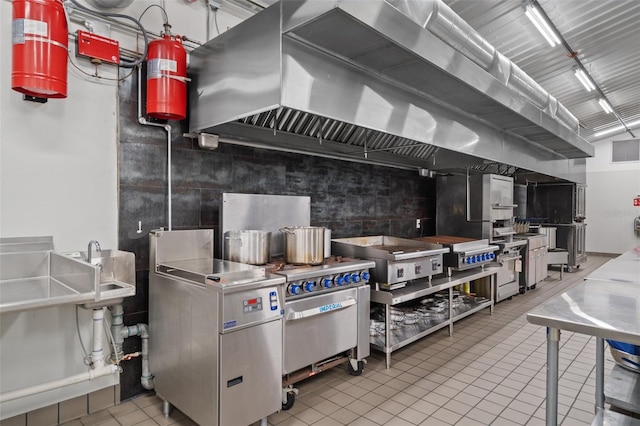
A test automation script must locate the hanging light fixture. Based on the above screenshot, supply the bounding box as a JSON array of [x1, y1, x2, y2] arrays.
[[598, 98, 613, 114], [594, 119, 640, 138], [525, 4, 561, 47], [574, 69, 595, 92]]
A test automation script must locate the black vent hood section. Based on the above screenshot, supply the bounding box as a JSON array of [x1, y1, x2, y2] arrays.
[[189, 0, 593, 183]]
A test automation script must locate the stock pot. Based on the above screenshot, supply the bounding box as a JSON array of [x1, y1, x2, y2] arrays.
[[280, 226, 324, 265], [224, 230, 271, 265]]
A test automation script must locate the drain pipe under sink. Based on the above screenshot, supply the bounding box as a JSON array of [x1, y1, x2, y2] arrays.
[[137, 65, 172, 231], [110, 304, 154, 390], [0, 309, 118, 403]]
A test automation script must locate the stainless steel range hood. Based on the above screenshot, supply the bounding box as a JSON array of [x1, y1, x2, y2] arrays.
[[189, 0, 593, 183]]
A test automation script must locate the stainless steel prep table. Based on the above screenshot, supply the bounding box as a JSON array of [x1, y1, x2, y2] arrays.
[[586, 249, 640, 284], [527, 278, 640, 426], [371, 268, 496, 368]]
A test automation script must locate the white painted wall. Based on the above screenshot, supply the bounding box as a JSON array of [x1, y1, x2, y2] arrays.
[[585, 134, 640, 254], [0, 1, 119, 251], [0, 0, 247, 417]]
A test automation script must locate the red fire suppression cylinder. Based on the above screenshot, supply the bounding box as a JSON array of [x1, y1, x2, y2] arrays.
[[146, 34, 187, 120], [12, 0, 69, 98]]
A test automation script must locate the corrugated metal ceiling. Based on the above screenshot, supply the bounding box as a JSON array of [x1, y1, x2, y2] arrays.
[[443, 0, 640, 140]]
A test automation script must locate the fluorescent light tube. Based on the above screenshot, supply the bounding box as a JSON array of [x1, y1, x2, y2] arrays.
[[598, 98, 613, 114], [593, 118, 640, 138], [574, 69, 595, 92], [525, 5, 561, 47]]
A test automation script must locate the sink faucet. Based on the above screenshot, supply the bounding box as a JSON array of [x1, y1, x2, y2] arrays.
[[87, 240, 101, 264]]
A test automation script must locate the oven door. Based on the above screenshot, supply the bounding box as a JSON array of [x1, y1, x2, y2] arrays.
[[284, 287, 359, 374]]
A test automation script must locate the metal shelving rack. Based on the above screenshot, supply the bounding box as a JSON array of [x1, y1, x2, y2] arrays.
[[370, 268, 497, 368]]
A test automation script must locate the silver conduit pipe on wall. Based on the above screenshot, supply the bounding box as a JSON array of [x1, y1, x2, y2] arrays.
[[386, 0, 580, 133]]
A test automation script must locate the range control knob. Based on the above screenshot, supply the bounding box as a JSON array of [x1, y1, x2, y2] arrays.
[[335, 275, 345, 286], [481, 254, 486, 261], [351, 273, 361, 283], [475, 255, 481, 262], [489, 253, 495, 260], [288, 284, 302, 296], [304, 281, 316, 292], [322, 278, 333, 288], [361, 271, 370, 282], [343, 274, 353, 284], [465, 257, 472, 264]]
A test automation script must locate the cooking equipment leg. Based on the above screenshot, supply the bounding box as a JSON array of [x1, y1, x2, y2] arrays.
[[162, 398, 170, 418], [490, 274, 495, 315], [448, 286, 453, 336], [385, 305, 391, 369], [546, 327, 560, 426], [595, 337, 605, 411]]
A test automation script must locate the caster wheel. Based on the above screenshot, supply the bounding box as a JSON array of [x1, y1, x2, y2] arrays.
[[348, 360, 365, 376], [567, 266, 574, 273], [530, 284, 537, 290], [519, 288, 526, 295], [576, 265, 581, 269], [508, 296, 513, 300], [282, 392, 295, 411]]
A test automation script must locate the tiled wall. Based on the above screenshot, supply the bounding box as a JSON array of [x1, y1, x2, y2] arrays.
[[116, 70, 437, 399]]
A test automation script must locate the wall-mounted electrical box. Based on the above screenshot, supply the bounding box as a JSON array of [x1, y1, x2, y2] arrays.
[[76, 30, 119, 65]]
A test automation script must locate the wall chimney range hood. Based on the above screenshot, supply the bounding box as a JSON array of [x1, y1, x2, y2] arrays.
[[189, 0, 593, 183]]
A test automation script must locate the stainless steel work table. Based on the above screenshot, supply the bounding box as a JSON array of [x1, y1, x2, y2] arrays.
[[371, 267, 496, 368], [527, 279, 640, 426], [586, 249, 640, 284]]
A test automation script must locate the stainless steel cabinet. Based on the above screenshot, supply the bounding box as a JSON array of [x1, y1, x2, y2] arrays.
[[517, 234, 548, 290], [220, 319, 283, 426]]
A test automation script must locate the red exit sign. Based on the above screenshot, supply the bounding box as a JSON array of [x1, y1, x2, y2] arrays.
[[634, 198, 640, 206]]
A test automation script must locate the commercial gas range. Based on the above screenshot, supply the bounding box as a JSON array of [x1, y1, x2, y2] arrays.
[[415, 236, 499, 274], [265, 256, 375, 409], [149, 230, 285, 426], [331, 236, 450, 290]]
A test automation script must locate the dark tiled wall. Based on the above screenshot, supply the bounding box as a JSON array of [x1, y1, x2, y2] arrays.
[[116, 70, 436, 399]]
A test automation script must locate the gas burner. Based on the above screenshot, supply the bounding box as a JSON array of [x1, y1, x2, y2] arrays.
[[264, 257, 375, 299]]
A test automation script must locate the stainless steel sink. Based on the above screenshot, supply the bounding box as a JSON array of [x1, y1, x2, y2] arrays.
[[78, 249, 136, 309], [0, 237, 135, 314]]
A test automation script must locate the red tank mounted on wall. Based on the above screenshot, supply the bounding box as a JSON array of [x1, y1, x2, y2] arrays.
[[12, 0, 69, 98], [146, 33, 187, 120]]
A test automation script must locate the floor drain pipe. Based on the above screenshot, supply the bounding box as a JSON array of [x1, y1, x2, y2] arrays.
[[136, 65, 172, 231], [110, 305, 154, 390]]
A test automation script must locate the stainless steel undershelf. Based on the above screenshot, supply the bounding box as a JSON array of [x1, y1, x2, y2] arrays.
[[371, 268, 497, 305], [591, 409, 640, 426], [371, 268, 495, 367], [371, 299, 493, 354], [452, 299, 494, 322], [605, 365, 640, 415]]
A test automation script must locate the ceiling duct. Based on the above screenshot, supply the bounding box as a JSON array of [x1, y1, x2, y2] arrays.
[[189, 0, 593, 183]]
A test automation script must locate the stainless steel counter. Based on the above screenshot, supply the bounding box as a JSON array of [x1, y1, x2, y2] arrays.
[[527, 248, 640, 426], [586, 249, 640, 284], [527, 279, 640, 345]]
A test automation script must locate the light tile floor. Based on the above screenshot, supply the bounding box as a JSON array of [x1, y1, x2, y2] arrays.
[[67, 255, 619, 426]]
